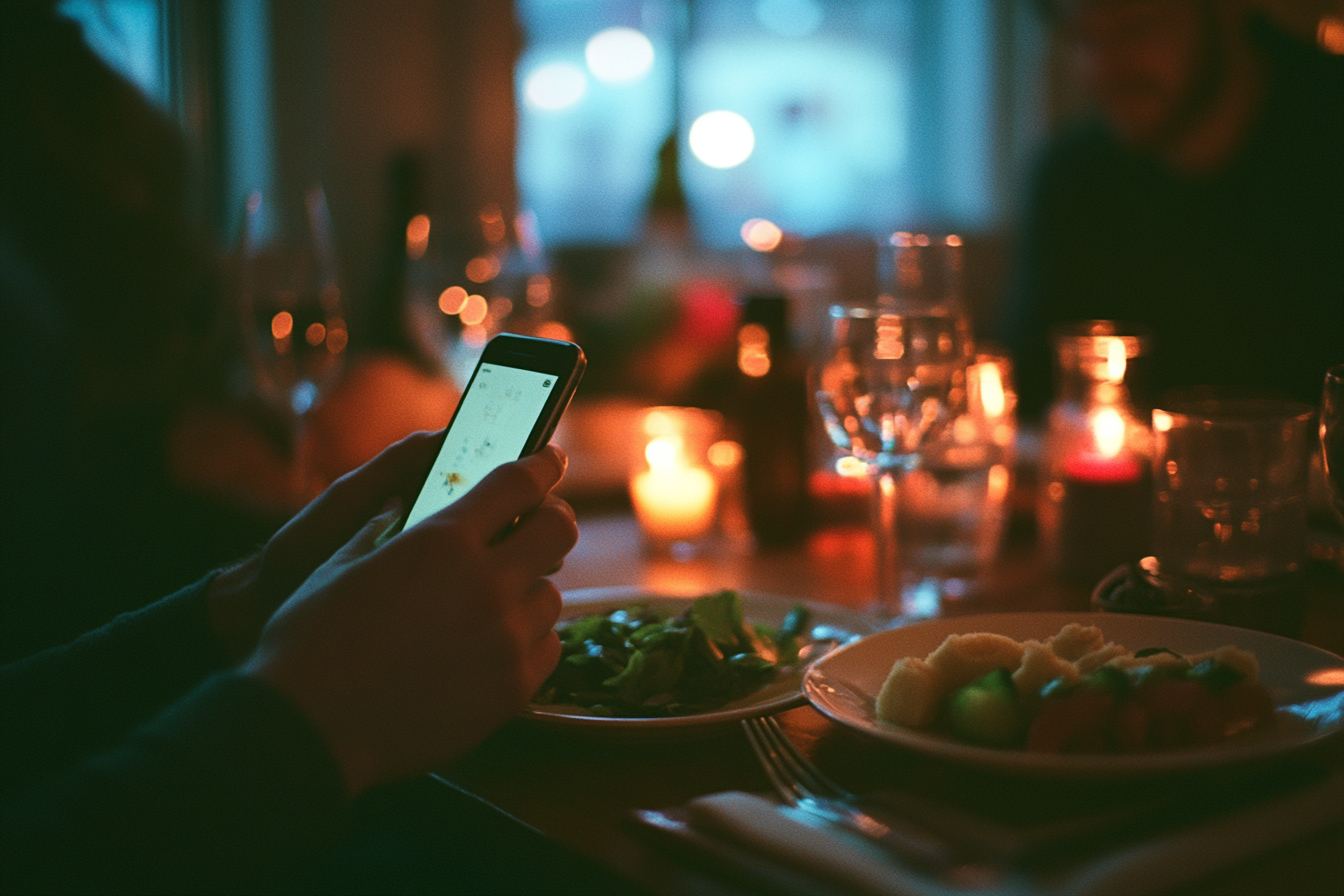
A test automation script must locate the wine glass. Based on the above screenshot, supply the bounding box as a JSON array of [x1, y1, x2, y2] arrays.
[[813, 233, 973, 621], [237, 186, 348, 501], [1322, 363, 1344, 525]]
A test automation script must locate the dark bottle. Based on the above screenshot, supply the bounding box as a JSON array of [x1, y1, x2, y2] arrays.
[[358, 151, 444, 373], [735, 294, 811, 547]]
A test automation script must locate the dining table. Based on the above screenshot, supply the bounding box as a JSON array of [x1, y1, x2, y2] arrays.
[[353, 491, 1344, 896]]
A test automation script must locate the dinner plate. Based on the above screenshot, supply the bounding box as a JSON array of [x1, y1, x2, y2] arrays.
[[524, 586, 877, 734], [804, 612, 1344, 776]]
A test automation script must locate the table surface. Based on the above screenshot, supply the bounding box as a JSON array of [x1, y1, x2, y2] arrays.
[[434, 510, 1344, 896]]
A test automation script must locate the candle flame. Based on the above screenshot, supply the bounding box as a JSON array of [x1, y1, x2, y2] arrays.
[[1092, 407, 1126, 458], [978, 362, 1005, 417], [1105, 337, 1127, 383], [1153, 409, 1173, 433], [646, 437, 682, 472]]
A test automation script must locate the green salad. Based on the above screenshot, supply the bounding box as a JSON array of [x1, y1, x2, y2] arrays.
[[533, 590, 810, 717]]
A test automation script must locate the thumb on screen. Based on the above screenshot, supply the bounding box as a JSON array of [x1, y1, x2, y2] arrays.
[[344, 497, 403, 558]]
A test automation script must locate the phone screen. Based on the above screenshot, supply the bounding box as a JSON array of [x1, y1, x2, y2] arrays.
[[403, 362, 561, 529]]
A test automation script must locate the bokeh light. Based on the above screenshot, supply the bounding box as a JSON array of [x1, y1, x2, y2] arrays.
[[740, 218, 783, 252], [688, 110, 755, 168], [405, 214, 430, 259], [523, 62, 587, 111], [438, 286, 468, 315], [585, 27, 654, 83]]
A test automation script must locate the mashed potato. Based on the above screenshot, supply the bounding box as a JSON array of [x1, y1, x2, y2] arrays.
[[875, 624, 1258, 729]]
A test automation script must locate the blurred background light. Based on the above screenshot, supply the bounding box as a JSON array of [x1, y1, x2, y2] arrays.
[[524, 61, 588, 110], [688, 110, 755, 168], [741, 218, 783, 252], [586, 26, 655, 83]]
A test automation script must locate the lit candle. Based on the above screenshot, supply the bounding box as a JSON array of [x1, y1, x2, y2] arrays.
[[631, 436, 718, 542], [1064, 406, 1142, 484]]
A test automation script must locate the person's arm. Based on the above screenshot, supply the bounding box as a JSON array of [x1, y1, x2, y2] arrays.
[[0, 671, 347, 894], [0, 575, 229, 792], [2, 435, 576, 892]]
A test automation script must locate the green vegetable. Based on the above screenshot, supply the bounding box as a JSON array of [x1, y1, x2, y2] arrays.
[[534, 592, 811, 717], [945, 668, 1026, 747]]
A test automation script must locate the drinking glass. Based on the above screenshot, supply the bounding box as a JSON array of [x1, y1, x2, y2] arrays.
[[1322, 364, 1344, 525], [813, 233, 973, 620], [237, 187, 348, 498]]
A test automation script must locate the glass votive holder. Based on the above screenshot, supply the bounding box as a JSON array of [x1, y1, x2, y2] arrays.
[[1038, 322, 1154, 586], [629, 407, 725, 557], [1152, 389, 1314, 590]]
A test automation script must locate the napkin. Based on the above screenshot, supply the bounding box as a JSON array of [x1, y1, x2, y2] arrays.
[[636, 770, 1344, 896]]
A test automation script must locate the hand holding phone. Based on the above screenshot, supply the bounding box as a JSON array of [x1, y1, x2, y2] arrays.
[[402, 334, 585, 531]]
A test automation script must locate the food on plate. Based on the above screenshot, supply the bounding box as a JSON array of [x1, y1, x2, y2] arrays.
[[532, 590, 810, 718], [876, 623, 1274, 752]]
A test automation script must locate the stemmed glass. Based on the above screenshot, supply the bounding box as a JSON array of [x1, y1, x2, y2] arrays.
[[1321, 364, 1344, 525], [813, 233, 973, 621], [237, 186, 348, 501]]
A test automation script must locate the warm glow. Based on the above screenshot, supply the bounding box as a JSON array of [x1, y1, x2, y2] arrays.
[[271, 311, 293, 340], [526, 275, 551, 307], [1153, 409, 1174, 433], [305, 322, 326, 346], [1305, 668, 1344, 686], [585, 27, 654, 83], [987, 464, 1010, 502], [741, 218, 783, 252], [707, 439, 742, 469], [460, 294, 489, 326], [977, 362, 1005, 417], [1092, 407, 1126, 458], [945, 234, 962, 247], [645, 437, 682, 472], [465, 256, 500, 283], [326, 325, 348, 354], [688, 111, 755, 169], [523, 62, 587, 111], [488, 297, 513, 321], [535, 321, 573, 342], [1105, 337, 1127, 383], [874, 315, 904, 360], [835, 455, 869, 478], [438, 286, 468, 315], [406, 214, 430, 259], [1319, 16, 1344, 53], [737, 322, 771, 378]]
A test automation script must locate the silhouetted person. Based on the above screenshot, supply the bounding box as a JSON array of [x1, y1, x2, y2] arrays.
[[1009, 0, 1344, 417]]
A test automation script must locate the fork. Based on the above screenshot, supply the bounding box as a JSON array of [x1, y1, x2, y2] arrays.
[[740, 715, 963, 871]]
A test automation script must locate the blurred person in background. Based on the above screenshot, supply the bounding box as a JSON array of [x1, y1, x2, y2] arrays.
[[1, 1, 462, 662], [1009, 0, 1344, 417], [0, 0, 274, 661]]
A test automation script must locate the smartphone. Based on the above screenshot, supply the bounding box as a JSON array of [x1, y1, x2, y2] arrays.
[[401, 334, 585, 531]]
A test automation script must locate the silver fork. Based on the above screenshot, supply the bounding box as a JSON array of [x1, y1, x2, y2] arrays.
[[741, 715, 963, 871]]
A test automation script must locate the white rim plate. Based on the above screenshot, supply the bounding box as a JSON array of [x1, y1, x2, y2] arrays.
[[525, 586, 877, 733], [804, 612, 1344, 776]]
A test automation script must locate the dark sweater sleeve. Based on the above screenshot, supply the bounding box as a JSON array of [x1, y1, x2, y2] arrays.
[[0, 575, 230, 790], [1, 673, 349, 894]]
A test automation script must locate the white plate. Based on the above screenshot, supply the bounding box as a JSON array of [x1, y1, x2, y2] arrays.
[[525, 586, 877, 734], [804, 612, 1344, 776]]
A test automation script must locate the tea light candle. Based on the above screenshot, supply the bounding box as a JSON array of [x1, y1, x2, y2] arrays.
[[631, 437, 718, 542], [1057, 406, 1150, 583]]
